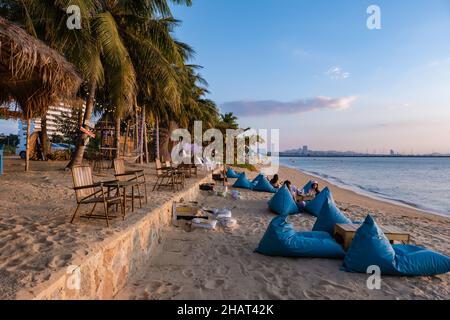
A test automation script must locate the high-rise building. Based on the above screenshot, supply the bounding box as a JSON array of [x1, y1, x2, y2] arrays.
[[16, 102, 84, 156], [302, 145, 308, 155]]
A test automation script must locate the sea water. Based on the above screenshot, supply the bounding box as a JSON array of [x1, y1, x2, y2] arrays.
[[281, 157, 450, 216]]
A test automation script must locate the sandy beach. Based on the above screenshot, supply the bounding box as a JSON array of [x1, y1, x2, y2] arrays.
[[0, 158, 211, 299], [0, 159, 449, 300], [116, 166, 450, 300]]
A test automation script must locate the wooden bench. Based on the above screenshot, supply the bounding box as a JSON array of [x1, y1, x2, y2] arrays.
[[334, 223, 411, 251]]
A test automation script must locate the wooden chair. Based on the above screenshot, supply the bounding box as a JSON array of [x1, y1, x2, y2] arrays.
[[113, 159, 148, 206], [165, 160, 191, 181], [190, 163, 198, 177], [71, 166, 124, 227], [153, 159, 185, 191], [166, 160, 188, 185]]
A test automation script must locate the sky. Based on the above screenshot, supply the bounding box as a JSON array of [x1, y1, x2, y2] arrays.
[[168, 0, 450, 154], [1, 1, 449, 154]]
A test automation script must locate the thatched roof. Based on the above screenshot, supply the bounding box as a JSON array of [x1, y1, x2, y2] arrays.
[[0, 17, 82, 119]]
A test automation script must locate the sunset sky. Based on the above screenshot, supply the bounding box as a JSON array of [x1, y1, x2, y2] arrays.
[[1, 0, 449, 154], [169, 0, 450, 154]]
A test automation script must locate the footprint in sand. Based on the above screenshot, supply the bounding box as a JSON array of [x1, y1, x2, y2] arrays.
[[182, 269, 195, 278], [203, 279, 226, 290], [48, 254, 72, 269], [143, 280, 183, 299]]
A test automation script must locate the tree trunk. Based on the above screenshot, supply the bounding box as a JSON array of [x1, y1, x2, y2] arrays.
[[144, 118, 149, 164], [25, 116, 31, 171], [77, 105, 84, 127], [134, 104, 139, 163], [139, 107, 144, 164], [114, 116, 121, 160], [158, 121, 178, 162], [67, 81, 97, 169], [41, 113, 48, 160], [155, 116, 160, 161], [123, 120, 130, 157]]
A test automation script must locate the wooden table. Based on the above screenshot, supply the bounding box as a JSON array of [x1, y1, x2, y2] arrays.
[[334, 223, 411, 251], [296, 194, 315, 202], [105, 180, 141, 215]]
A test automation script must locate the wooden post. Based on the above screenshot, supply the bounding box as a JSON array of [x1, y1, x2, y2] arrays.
[[25, 113, 31, 172], [41, 113, 48, 160]]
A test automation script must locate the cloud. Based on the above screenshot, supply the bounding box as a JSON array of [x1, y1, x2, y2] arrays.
[[427, 56, 450, 68], [325, 66, 350, 79], [221, 96, 357, 117]]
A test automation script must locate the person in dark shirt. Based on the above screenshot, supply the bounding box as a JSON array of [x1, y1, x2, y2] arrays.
[[270, 174, 281, 188]]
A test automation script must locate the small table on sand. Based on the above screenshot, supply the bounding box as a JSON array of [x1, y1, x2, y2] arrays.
[[105, 180, 142, 215], [296, 194, 315, 202], [334, 224, 411, 251]]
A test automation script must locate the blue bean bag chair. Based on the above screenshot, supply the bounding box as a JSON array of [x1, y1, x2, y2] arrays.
[[252, 174, 264, 184], [232, 172, 253, 189], [342, 215, 450, 276], [304, 187, 332, 217], [255, 215, 345, 258], [301, 180, 314, 194], [268, 185, 299, 216], [253, 176, 277, 193], [313, 197, 351, 235], [251, 174, 264, 188], [226, 167, 240, 179]]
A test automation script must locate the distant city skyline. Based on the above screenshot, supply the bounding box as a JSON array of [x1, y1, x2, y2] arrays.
[[282, 145, 449, 156]]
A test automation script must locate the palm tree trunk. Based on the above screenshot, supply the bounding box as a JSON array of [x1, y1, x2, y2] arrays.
[[114, 116, 121, 160], [134, 104, 139, 163], [139, 108, 144, 164], [67, 81, 97, 169], [155, 115, 160, 161], [144, 119, 149, 164]]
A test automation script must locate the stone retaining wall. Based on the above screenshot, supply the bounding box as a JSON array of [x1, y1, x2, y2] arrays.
[[17, 173, 214, 300]]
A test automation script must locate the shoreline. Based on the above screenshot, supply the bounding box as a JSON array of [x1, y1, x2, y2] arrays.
[[280, 163, 449, 219], [278, 165, 450, 223]]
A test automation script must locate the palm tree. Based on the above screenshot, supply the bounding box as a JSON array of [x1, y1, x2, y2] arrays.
[[220, 112, 239, 130], [2, 0, 192, 167]]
